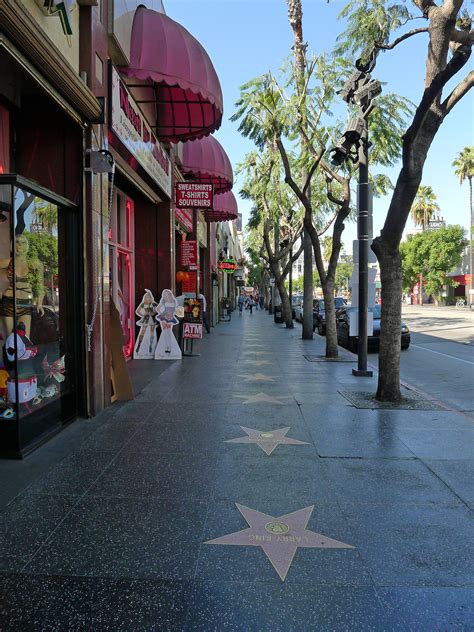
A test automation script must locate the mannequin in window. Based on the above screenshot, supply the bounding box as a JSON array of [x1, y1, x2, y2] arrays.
[[0, 234, 45, 340]]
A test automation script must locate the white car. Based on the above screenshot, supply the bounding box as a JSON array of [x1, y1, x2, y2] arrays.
[[293, 299, 304, 322]]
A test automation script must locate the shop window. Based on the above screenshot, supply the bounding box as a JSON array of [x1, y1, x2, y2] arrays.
[[109, 189, 134, 359], [0, 175, 81, 456]]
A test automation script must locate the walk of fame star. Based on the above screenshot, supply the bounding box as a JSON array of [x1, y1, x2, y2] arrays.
[[237, 373, 275, 382], [205, 504, 354, 581], [225, 426, 309, 454], [234, 392, 291, 404]]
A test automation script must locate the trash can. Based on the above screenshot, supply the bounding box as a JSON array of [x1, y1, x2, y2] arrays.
[[274, 306, 284, 323]]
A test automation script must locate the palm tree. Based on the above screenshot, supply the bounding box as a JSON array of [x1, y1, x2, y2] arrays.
[[453, 146, 474, 303], [410, 185, 440, 231]]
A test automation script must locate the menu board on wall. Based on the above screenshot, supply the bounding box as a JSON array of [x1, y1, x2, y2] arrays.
[[180, 241, 197, 268], [110, 65, 172, 198]]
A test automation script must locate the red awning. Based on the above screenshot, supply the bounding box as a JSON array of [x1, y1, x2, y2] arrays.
[[205, 190, 238, 223], [182, 135, 233, 194], [123, 7, 223, 143]]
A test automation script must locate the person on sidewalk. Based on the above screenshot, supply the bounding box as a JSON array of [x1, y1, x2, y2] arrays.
[[247, 296, 255, 314], [238, 293, 245, 315], [197, 291, 210, 333]]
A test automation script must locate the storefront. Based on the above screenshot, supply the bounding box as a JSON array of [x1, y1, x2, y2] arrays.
[[107, 64, 172, 366], [0, 4, 102, 456]]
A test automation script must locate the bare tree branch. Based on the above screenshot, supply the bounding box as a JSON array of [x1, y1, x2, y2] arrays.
[[443, 69, 474, 114], [403, 43, 471, 146], [303, 148, 325, 195], [376, 27, 428, 50]]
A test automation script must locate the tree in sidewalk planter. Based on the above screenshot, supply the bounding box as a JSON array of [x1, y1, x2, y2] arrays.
[[410, 185, 440, 230], [233, 53, 409, 358], [241, 151, 304, 328], [452, 146, 474, 301], [401, 225, 467, 302], [336, 0, 473, 400]]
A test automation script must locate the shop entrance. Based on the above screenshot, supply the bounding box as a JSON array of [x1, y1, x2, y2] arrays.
[[109, 189, 135, 359], [0, 175, 82, 456]]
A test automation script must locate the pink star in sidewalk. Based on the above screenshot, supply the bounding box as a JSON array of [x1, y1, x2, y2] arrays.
[[205, 504, 354, 581], [225, 426, 309, 455]]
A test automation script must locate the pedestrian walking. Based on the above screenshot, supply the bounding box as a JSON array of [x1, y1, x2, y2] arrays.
[[247, 296, 255, 314], [238, 293, 245, 315], [197, 291, 210, 333]]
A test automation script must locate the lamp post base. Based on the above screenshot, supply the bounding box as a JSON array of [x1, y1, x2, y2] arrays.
[[352, 368, 373, 377]]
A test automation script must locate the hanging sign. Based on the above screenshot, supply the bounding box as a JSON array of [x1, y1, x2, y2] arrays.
[[175, 183, 213, 209], [180, 240, 197, 268], [218, 258, 237, 273], [175, 208, 193, 233], [110, 66, 171, 198]]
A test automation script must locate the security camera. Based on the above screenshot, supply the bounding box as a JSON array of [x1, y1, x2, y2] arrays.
[[329, 117, 366, 167], [338, 70, 370, 103], [353, 79, 382, 108]]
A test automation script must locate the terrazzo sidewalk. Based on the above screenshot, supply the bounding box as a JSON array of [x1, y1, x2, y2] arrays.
[[1, 310, 473, 631]]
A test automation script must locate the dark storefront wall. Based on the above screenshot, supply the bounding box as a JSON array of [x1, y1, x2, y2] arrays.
[[0, 53, 84, 456]]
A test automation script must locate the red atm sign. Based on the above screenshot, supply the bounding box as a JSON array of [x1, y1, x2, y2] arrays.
[[175, 183, 213, 208]]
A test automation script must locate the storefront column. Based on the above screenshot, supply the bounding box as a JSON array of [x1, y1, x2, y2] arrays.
[[157, 202, 175, 295]]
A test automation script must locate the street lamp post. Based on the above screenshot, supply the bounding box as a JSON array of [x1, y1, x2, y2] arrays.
[[330, 50, 381, 378], [352, 122, 373, 377]]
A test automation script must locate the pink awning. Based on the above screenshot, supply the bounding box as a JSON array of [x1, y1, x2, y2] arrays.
[[205, 190, 238, 223], [123, 7, 223, 143], [182, 135, 233, 194]]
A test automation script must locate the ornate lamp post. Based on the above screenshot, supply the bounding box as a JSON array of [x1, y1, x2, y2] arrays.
[[330, 50, 381, 377]]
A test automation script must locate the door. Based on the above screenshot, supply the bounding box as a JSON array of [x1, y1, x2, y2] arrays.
[[109, 190, 134, 359]]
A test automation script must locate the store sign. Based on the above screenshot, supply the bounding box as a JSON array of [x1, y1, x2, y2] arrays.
[[180, 240, 197, 268], [110, 67, 171, 198], [35, 0, 75, 46], [175, 208, 193, 233], [218, 258, 237, 273], [183, 322, 203, 339], [176, 183, 213, 209]]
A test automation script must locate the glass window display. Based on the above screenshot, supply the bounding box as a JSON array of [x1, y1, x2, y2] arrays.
[[0, 175, 81, 457]]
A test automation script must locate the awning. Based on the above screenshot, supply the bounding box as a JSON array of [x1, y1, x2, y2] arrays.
[[205, 190, 238, 223], [123, 7, 223, 143], [182, 135, 233, 194]]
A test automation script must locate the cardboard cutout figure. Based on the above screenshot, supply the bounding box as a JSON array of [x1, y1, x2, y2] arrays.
[[134, 289, 158, 359], [155, 289, 182, 360]]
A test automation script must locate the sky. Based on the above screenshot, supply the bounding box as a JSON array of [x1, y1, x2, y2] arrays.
[[165, 0, 474, 253]]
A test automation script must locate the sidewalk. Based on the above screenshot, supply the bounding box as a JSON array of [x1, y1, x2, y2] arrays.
[[1, 310, 473, 631]]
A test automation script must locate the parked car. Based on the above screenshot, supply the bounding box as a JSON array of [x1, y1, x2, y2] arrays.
[[294, 300, 303, 322], [291, 294, 303, 319], [335, 304, 411, 351], [313, 297, 347, 334]]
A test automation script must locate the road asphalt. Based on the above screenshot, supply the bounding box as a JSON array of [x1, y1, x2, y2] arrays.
[[1, 309, 473, 631]]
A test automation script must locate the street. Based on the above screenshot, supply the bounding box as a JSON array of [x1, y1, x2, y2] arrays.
[[393, 306, 473, 414]]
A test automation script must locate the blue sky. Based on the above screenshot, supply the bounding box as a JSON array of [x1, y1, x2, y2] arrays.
[[166, 0, 474, 251]]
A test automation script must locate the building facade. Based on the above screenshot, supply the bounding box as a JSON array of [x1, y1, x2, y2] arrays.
[[0, 0, 238, 457]]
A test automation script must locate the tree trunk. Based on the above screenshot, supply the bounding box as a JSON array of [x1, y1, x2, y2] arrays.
[[322, 280, 338, 358], [469, 177, 473, 306], [277, 278, 293, 327], [302, 224, 314, 339], [372, 240, 403, 400]]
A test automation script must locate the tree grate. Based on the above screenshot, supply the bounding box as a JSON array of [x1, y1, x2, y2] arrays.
[[338, 390, 445, 410]]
